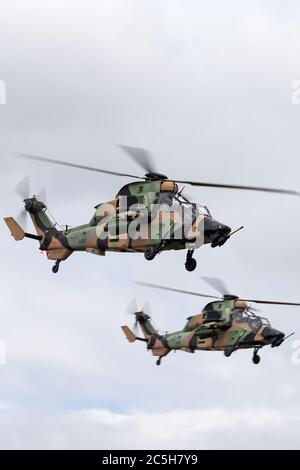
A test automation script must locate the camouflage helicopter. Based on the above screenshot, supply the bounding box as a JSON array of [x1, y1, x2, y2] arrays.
[[121, 278, 298, 365], [4, 146, 299, 273]]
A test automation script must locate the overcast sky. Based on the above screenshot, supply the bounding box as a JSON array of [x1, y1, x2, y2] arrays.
[[1, 0, 300, 450]]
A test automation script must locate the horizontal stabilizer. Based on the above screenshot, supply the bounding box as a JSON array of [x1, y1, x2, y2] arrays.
[[3, 217, 25, 241], [121, 325, 137, 343], [3, 217, 42, 241]]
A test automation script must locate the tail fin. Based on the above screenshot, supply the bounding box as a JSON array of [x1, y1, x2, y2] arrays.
[[135, 311, 157, 340], [24, 197, 56, 239], [4, 197, 55, 242]]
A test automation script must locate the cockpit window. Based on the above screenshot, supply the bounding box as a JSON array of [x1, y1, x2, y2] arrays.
[[248, 317, 262, 332], [197, 204, 211, 217], [231, 309, 248, 323], [232, 308, 268, 332], [259, 316, 270, 326], [157, 193, 173, 206], [157, 193, 212, 217]]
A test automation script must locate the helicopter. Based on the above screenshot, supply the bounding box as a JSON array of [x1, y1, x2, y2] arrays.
[[3, 146, 299, 273], [121, 277, 299, 365]]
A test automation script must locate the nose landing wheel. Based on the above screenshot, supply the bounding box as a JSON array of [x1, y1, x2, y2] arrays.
[[185, 250, 197, 272]]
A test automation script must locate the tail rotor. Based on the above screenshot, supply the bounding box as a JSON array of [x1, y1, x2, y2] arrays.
[[125, 298, 152, 338], [15, 176, 47, 229]]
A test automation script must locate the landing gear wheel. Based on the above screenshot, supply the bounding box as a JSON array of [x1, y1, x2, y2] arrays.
[[144, 248, 157, 261], [224, 348, 232, 357], [52, 260, 60, 274], [185, 257, 197, 272], [185, 249, 197, 272], [252, 353, 260, 365], [156, 358, 161, 366]]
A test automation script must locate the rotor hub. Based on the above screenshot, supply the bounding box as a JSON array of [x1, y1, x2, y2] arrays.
[[144, 172, 168, 181], [223, 294, 239, 301]]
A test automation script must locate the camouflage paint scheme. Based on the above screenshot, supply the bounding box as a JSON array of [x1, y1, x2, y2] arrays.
[[121, 298, 285, 365], [3, 180, 231, 269]]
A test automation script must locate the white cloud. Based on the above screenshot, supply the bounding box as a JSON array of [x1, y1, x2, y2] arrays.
[[0, 406, 298, 450]]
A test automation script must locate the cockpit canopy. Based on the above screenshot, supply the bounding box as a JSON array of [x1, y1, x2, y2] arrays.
[[156, 192, 212, 217], [231, 308, 270, 332], [202, 299, 270, 334]]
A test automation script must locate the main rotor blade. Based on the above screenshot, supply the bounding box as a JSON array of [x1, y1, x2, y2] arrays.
[[117, 145, 156, 174], [15, 176, 30, 200], [200, 277, 229, 296], [15, 153, 144, 180], [240, 298, 300, 306], [16, 152, 299, 195], [174, 179, 300, 196], [135, 282, 220, 300]]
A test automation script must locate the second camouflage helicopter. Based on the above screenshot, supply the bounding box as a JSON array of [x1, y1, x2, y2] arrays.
[[122, 278, 298, 365]]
